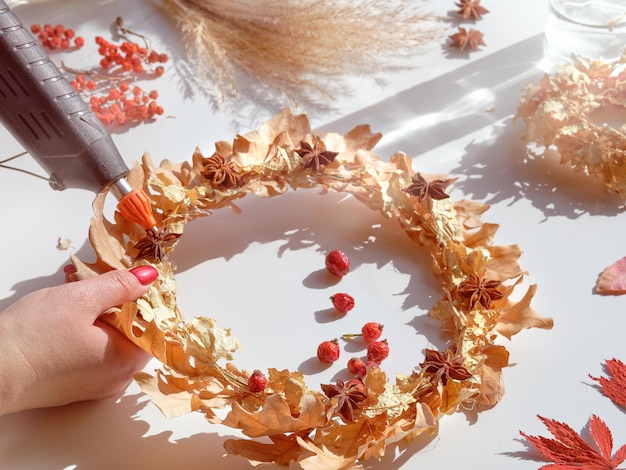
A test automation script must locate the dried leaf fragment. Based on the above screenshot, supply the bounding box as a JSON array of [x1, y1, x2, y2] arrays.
[[224, 431, 307, 466], [520, 415, 626, 469], [222, 393, 327, 438], [589, 358, 626, 407], [597, 256, 626, 295]]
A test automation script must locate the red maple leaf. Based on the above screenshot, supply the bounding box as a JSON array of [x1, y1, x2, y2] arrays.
[[521, 415, 626, 469], [590, 358, 626, 407]]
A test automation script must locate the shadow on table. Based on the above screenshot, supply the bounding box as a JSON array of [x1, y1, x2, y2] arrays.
[[0, 389, 437, 470], [0, 394, 249, 470], [319, 33, 625, 220]]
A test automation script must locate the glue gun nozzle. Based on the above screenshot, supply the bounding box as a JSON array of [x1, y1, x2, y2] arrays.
[[116, 186, 157, 231]]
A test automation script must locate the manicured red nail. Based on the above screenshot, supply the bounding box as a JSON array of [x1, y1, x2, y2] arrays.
[[130, 265, 158, 285], [63, 264, 77, 274]]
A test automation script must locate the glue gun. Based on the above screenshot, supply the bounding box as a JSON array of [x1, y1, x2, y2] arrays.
[[0, 0, 157, 231]]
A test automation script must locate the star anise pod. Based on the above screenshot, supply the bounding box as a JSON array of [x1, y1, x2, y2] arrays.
[[419, 349, 473, 386], [133, 226, 181, 261], [449, 27, 486, 52], [456, 274, 504, 309], [320, 379, 367, 422], [200, 153, 240, 188], [404, 173, 452, 201], [295, 136, 338, 172], [455, 0, 489, 20]]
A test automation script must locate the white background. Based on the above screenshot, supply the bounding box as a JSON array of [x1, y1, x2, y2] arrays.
[[1, 0, 626, 469]]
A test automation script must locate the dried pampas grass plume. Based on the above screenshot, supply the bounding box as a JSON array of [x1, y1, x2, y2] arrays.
[[159, 0, 440, 104]]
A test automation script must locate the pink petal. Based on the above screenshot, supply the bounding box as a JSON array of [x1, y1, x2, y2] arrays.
[[597, 256, 626, 295]]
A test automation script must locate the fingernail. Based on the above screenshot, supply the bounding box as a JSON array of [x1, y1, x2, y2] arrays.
[[130, 266, 159, 285], [63, 264, 77, 274]]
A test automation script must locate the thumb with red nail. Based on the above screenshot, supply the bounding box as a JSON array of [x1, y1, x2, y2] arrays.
[[0, 266, 158, 416]]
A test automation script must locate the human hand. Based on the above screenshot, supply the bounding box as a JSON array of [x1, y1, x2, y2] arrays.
[[0, 265, 158, 416]]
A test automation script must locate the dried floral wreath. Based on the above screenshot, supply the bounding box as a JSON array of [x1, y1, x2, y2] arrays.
[[516, 54, 626, 295], [516, 54, 626, 200], [71, 109, 553, 468]]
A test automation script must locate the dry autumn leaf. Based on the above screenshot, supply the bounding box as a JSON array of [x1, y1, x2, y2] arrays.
[[222, 393, 327, 438], [223, 431, 307, 467], [597, 257, 626, 295], [590, 358, 626, 407], [521, 415, 626, 469]]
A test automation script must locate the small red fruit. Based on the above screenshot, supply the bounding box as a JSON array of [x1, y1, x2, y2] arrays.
[[317, 339, 341, 363], [248, 369, 268, 393], [331, 293, 355, 314], [345, 378, 365, 393], [367, 339, 390, 363], [347, 357, 367, 378], [361, 322, 384, 343], [325, 250, 350, 277]]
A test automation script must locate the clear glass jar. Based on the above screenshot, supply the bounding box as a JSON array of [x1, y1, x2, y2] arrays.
[[544, 0, 626, 62]]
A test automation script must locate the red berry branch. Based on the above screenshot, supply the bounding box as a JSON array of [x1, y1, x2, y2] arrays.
[[30, 23, 84, 51], [31, 17, 168, 129]]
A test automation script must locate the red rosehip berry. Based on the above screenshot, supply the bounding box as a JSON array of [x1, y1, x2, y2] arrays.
[[347, 357, 367, 378], [361, 322, 384, 343], [325, 250, 350, 277], [317, 339, 340, 363], [367, 339, 389, 363], [330, 293, 355, 314], [247, 369, 268, 393], [345, 378, 365, 393]]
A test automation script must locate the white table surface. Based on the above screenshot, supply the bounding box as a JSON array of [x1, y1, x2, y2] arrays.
[[1, 1, 625, 469]]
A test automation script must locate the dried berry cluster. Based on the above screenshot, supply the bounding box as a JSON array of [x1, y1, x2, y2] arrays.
[[448, 0, 489, 52], [311, 250, 393, 421], [81, 80, 163, 126], [30, 23, 84, 51], [31, 18, 167, 129], [96, 35, 167, 76]]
